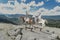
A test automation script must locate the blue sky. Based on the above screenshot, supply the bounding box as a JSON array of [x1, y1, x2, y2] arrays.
[[0, 0, 60, 10], [0, 0, 60, 15]]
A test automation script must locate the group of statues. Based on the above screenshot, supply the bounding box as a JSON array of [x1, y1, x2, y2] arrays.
[[20, 12, 46, 31]]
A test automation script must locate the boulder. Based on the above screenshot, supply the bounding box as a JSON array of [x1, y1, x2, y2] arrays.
[[15, 34, 21, 40]]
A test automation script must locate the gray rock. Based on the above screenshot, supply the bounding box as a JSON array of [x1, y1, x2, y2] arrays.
[[15, 34, 21, 40]]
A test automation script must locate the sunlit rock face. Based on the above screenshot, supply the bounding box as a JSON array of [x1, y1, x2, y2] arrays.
[[0, 23, 60, 40]]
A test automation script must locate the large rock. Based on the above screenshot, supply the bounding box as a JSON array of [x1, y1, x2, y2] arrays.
[[8, 28, 21, 36], [15, 34, 21, 40], [0, 31, 12, 40]]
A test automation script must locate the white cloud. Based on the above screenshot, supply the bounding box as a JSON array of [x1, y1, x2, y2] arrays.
[[21, 0, 26, 2], [28, 1, 44, 6], [44, 6, 60, 15], [0, 0, 60, 16], [56, 0, 60, 3], [0, 0, 44, 14], [36, 1, 44, 6], [31, 6, 60, 16], [0, 1, 28, 14], [43, 6, 60, 15], [31, 8, 49, 16]]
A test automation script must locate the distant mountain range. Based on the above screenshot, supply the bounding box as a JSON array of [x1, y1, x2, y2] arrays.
[[0, 14, 60, 25], [0, 14, 32, 25], [42, 15, 60, 20]]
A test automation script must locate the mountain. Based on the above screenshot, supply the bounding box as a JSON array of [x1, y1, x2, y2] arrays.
[[0, 14, 21, 25], [42, 15, 60, 20], [0, 14, 32, 25], [0, 14, 60, 25], [42, 15, 60, 28], [4, 14, 25, 18]]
